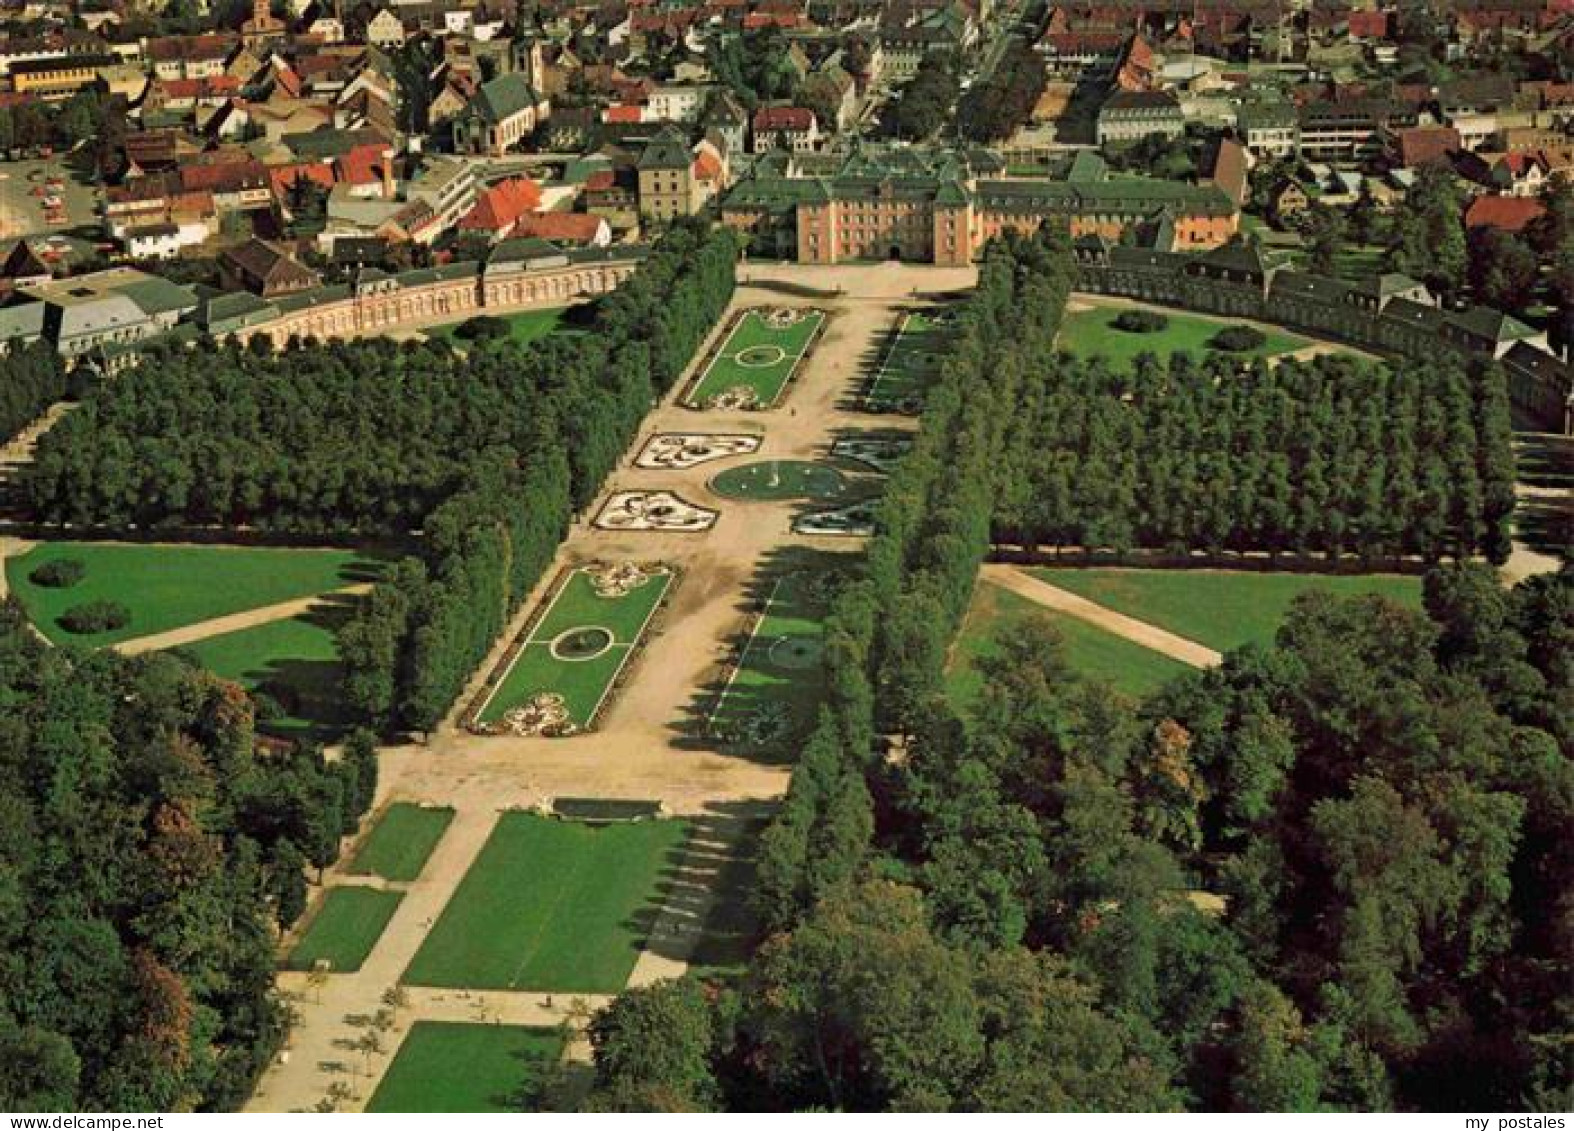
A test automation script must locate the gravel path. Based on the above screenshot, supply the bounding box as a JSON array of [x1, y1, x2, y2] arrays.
[[980, 564, 1222, 668]]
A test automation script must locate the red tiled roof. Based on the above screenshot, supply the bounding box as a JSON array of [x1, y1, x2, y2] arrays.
[[335, 142, 389, 186], [268, 161, 335, 199], [457, 176, 543, 233], [513, 210, 606, 243], [692, 149, 723, 181], [1394, 126, 1461, 168], [156, 75, 240, 99], [585, 169, 616, 192], [1463, 194, 1547, 233], [179, 160, 268, 193], [604, 103, 644, 123], [753, 105, 814, 131], [1347, 11, 1390, 38]]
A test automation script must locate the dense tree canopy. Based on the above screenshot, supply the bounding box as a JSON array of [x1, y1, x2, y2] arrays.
[[0, 603, 375, 1110]]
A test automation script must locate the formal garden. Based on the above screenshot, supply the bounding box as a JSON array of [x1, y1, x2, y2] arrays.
[[400, 812, 688, 993], [708, 567, 837, 753], [863, 308, 955, 414], [684, 307, 825, 409], [367, 1022, 566, 1113], [471, 563, 674, 735]]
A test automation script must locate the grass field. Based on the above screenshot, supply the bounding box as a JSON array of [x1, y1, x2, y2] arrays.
[[347, 803, 455, 882], [368, 1022, 564, 1113], [476, 567, 672, 729], [686, 308, 823, 408], [286, 886, 404, 973], [710, 570, 833, 752], [402, 813, 688, 993], [865, 309, 953, 413], [427, 307, 567, 347], [1058, 307, 1310, 370], [177, 611, 350, 741], [709, 460, 854, 502], [6, 542, 381, 647], [949, 581, 1187, 706], [1031, 568, 1423, 654]]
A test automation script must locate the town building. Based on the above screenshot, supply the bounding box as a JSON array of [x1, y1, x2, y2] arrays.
[[1096, 90, 1185, 144], [452, 73, 550, 156]]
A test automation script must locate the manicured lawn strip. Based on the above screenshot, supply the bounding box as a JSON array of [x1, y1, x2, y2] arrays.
[[531, 571, 670, 643], [711, 572, 829, 748], [687, 309, 823, 406], [949, 582, 1185, 706], [286, 886, 403, 973], [476, 569, 671, 725], [866, 311, 951, 410], [347, 803, 455, 882], [402, 814, 687, 993], [1058, 306, 1308, 370], [428, 307, 567, 346], [7, 542, 380, 647], [368, 1022, 564, 1113], [1031, 568, 1423, 654], [477, 644, 627, 725]]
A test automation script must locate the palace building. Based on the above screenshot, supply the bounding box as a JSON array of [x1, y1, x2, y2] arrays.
[[722, 147, 1238, 266]]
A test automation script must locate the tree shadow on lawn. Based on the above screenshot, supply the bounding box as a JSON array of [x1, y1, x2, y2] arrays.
[[1513, 434, 1574, 491], [835, 328, 901, 414], [670, 544, 856, 765], [620, 801, 774, 970], [1514, 496, 1573, 559]]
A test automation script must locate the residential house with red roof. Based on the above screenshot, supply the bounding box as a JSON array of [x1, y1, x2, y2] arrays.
[[752, 106, 820, 153], [1463, 193, 1548, 234], [512, 211, 612, 247], [457, 177, 545, 239]]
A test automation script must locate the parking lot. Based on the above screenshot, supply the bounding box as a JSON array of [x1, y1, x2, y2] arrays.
[[0, 157, 99, 241]]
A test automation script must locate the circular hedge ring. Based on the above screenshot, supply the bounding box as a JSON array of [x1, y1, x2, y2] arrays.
[[766, 635, 823, 671], [549, 626, 616, 661], [734, 345, 788, 369]]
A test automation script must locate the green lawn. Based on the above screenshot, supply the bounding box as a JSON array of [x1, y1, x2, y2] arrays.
[[177, 611, 351, 741], [286, 886, 403, 973], [709, 460, 854, 502], [347, 803, 455, 883], [1058, 306, 1309, 370], [475, 568, 672, 728], [402, 813, 688, 993], [1031, 568, 1423, 654], [865, 309, 954, 413], [949, 581, 1187, 706], [710, 570, 832, 752], [6, 541, 380, 647], [686, 308, 824, 408], [368, 1022, 564, 1113], [427, 307, 567, 347]]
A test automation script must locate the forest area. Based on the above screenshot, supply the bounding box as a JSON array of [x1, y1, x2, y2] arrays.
[[23, 222, 739, 734], [0, 604, 379, 1110], [581, 230, 1573, 1113]]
